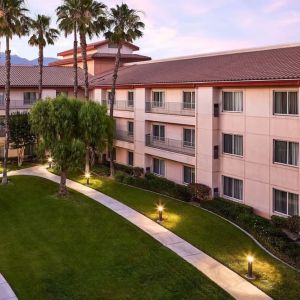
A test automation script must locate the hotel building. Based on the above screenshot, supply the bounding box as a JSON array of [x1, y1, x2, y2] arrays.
[[1, 40, 300, 219]]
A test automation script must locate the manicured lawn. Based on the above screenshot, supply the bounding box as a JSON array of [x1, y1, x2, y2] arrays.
[[0, 176, 231, 300], [68, 170, 300, 300], [0, 162, 37, 174]]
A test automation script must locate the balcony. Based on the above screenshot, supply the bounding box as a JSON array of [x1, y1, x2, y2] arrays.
[[0, 100, 34, 110], [145, 101, 195, 116], [116, 130, 134, 143], [102, 100, 134, 111], [145, 134, 195, 156]]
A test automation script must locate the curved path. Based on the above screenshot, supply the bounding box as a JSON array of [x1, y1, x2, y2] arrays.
[[0, 274, 17, 300], [5, 166, 272, 300]]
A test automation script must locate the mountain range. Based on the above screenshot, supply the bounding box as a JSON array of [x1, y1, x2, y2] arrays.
[[0, 52, 57, 66]]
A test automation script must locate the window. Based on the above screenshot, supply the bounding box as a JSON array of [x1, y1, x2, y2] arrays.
[[23, 92, 37, 105], [273, 91, 298, 115], [153, 158, 165, 176], [56, 91, 68, 97], [223, 91, 243, 112], [128, 121, 134, 136], [183, 128, 195, 147], [274, 140, 299, 166], [183, 166, 195, 184], [152, 124, 165, 141], [108, 148, 116, 161], [0, 93, 4, 106], [183, 91, 195, 109], [223, 176, 243, 201], [274, 189, 299, 216], [108, 91, 113, 101], [223, 134, 243, 156], [128, 91, 134, 107], [152, 91, 164, 108], [128, 151, 134, 166]]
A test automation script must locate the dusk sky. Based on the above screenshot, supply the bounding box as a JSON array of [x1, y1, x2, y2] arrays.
[[3, 0, 300, 60]]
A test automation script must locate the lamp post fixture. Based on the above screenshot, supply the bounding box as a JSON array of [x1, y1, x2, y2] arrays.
[[245, 255, 255, 280], [48, 157, 53, 169], [85, 172, 91, 185], [157, 205, 164, 222]]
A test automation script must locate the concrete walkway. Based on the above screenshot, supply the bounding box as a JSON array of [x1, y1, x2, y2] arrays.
[[4, 166, 272, 300], [0, 274, 17, 300]]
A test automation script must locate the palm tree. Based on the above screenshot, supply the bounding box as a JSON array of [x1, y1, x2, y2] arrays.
[[77, 0, 106, 100], [0, 0, 30, 185], [56, 0, 80, 98], [29, 15, 59, 100], [104, 3, 144, 176]]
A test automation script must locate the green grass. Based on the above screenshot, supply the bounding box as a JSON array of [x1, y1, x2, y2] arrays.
[[0, 161, 37, 174], [0, 176, 231, 300], [67, 170, 300, 300]]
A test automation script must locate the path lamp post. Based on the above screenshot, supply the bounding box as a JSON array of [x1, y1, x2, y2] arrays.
[[245, 255, 255, 280], [85, 172, 91, 185], [157, 205, 164, 222], [48, 157, 53, 169]]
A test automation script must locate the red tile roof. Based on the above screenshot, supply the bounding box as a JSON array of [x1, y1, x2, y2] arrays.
[[90, 45, 300, 87], [0, 65, 86, 88], [57, 40, 139, 56], [49, 53, 151, 66]]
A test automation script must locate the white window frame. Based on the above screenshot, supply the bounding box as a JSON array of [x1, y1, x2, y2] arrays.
[[127, 151, 134, 166], [0, 92, 4, 106], [183, 166, 195, 184], [23, 91, 37, 105], [182, 91, 195, 109], [183, 128, 195, 148], [127, 91, 134, 107], [152, 91, 165, 108], [222, 175, 243, 201], [223, 133, 243, 157], [273, 90, 299, 116], [273, 188, 299, 216], [127, 121, 134, 136], [152, 124, 165, 142], [222, 91, 243, 112], [153, 158, 165, 176], [273, 139, 299, 167]]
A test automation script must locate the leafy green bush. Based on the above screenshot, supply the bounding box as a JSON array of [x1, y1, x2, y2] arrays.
[[287, 216, 300, 234], [115, 171, 191, 202], [201, 198, 300, 269], [188, 183, 211, 201]]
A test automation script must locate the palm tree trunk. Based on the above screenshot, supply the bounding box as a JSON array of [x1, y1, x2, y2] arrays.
[[80, 32, 89, 100], [109, 44, 122, 177], [2, 36, 11, 185], [59, 168, 68, 196], [38, 43, 43, 100], [73, 23, 78, 98]]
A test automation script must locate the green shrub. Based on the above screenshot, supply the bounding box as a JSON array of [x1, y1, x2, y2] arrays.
[[133, 167, 144, 177], [115, 171, 125, 182], [287, 216, 300, 233], [271, 215, 288, 229], [188, 183, 211, 202]]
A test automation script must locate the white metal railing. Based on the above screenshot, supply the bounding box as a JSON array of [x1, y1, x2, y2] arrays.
[[145, 101, 195, 116]]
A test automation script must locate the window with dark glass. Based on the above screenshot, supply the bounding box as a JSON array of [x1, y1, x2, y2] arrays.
[[0, 93, 4, 106], [183, 128, 195, 147], [23, 92, 37, 105], [274, 189, 299, 216], [183, 91, 195, 109], [273, 91, 298, 115], [152, 125, 165, 141], [183, 166, 195, 184], [153, 158, 165, 176], [152, 91, 164, 107], [274, 140, 299, 166], [128, 151, 134, 166], [128, 91, 134, 107], [128, 121, 134, 136], [223, 176, 243, 200], [223, 134, 243, 156], [223, 91, 243, 112]]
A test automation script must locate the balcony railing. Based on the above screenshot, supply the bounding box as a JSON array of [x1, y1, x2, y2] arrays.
[[0, 100, 35, 110], [102, 100, 134, 111], [145, 134, 195, 156], [116, 130, 134, 143], [145, 101, 195, 116]]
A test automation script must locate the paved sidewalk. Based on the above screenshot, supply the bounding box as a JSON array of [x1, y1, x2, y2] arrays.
[[0, 274, 17, 300], [5, 166, 272, 300]]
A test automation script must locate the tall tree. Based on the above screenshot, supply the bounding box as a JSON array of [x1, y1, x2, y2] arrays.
[[77, 0, 106, 100], [104, 3, 144, 176], [79, 101, 112, 174], [9, 112, 36, 167], [56, 0, 80, 98], [0, 0, 30, 184], [28, 15, 59, 100], [30, 96, 85, 196]]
